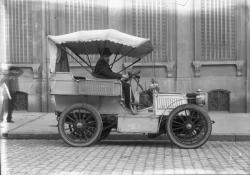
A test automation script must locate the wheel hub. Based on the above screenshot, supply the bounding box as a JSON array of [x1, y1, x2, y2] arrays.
[[185, 123, 192, 129], [76, 121, 86, 129]]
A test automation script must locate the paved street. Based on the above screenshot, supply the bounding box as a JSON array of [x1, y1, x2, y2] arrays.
[[1, 140, 250, 175]]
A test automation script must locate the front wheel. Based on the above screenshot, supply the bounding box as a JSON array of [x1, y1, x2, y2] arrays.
[[166, 104, 212, 149], [58, 103, 103, 147]]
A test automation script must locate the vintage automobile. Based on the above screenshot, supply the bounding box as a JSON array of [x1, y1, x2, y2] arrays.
[[48, 29, 213, 149]]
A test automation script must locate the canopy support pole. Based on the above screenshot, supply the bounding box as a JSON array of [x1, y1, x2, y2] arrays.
[[110, 54, 118, 68], [109, 47, 137, 68], [117, 58, 142, 73], [57, 44, 92, 74], [64, 45, 92, 68], [94, 47, 137, 76], [81, 43, 93, 70]]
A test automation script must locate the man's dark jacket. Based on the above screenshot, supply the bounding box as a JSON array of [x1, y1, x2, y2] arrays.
[[93, 58, 122, 79], [93, 57, 131, 108]]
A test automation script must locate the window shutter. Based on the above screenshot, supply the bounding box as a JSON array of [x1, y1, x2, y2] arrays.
[[132, 0, 172, 63], [4, 0, 33, 64], [200, 0, 236, 61], [64, 0, 108, 33]]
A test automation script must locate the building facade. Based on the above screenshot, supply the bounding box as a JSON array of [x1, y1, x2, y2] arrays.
[[0, 0, 250, 113]]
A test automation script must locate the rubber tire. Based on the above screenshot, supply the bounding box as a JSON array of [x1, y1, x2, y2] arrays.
[[166, 104, 212, 149], [58, 103, 103, 147]]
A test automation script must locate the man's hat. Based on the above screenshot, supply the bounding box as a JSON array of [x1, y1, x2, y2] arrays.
[[7, 66, 23, 77], [102, 47, 112, 56], [0, 66, 23, 77]]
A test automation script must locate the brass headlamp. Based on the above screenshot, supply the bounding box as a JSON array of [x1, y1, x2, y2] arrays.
[[195, 89, 206, 106]]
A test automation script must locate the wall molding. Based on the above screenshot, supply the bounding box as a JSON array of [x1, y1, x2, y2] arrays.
[[192, 60, 244, 77], [123, 62, 175, 77], [0, 63, 40, 78]]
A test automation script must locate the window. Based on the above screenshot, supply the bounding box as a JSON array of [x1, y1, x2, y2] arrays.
[[131, 0, 175, 63], [63, 0, 108, 33], [194, 0, 243, 62], [4, 0, 33, 64], [201, 0, 236, 61]]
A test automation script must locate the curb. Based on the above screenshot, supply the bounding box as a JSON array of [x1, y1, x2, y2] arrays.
[[2, 133, 250, 141], [1, 133, 60, 140]]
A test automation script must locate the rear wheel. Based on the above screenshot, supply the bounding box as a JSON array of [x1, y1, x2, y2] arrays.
[[58, 103, 103, 147], [166, 104, 212, 149]]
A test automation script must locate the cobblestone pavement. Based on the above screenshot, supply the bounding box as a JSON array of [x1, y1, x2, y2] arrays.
[[1, 140, 250, 175]]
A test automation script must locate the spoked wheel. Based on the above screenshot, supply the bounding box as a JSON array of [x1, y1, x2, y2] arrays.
[[58, 103, 103, 147], [166, 104, 212, 149]]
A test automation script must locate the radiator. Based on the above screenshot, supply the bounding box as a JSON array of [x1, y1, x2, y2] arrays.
[[154, 93, 187, 115]]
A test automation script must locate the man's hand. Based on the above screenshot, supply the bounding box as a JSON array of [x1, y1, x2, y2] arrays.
[[121, 74, 129, 81]]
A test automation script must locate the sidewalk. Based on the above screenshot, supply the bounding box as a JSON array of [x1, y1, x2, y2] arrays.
[[1, 111, 250, 141]]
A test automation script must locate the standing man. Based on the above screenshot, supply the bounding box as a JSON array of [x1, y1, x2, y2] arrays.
[[1, 66, 23, 123], [93, 47, 128, 79], [0, 78, 11, 122]]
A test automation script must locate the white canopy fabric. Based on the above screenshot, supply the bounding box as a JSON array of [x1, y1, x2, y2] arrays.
[[48, 29, 153, 73]]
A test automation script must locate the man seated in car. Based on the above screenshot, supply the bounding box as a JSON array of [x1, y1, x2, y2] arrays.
[[93, 48, 131, 108]]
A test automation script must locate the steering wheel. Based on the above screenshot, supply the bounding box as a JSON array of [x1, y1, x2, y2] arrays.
[[128, 70, 143, 90], [121, 70, 140, 82]]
